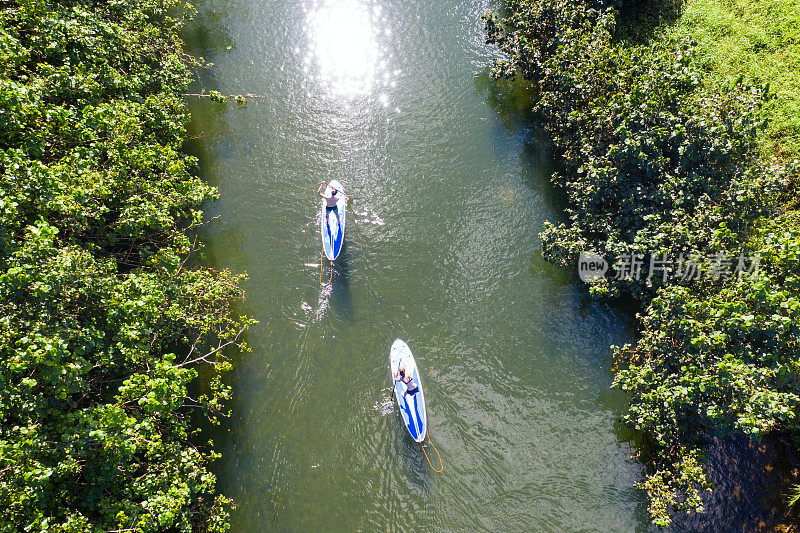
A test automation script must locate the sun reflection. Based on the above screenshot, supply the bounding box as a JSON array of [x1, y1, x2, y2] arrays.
[[305, 0, 383, 97]]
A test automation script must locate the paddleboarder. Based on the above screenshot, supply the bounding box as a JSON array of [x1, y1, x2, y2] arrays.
[[317, 181, 339, 212], [395, 364, 419, 396]]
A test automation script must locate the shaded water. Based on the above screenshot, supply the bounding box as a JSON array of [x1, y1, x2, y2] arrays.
[[184, 0, 649, 529]]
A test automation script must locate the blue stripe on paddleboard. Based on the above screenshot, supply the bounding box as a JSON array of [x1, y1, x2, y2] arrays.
[[399, 393, 418, 440], [324, 207, 342, 258], [331, 207, 341, 257], [333, 221, 342, 256], [412, 393, 424, 436], [324, 209, 334, 257]]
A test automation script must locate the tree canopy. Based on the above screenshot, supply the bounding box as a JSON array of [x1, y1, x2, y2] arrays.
[[0, 0, 252, 530], [486, 0, 799, 525]]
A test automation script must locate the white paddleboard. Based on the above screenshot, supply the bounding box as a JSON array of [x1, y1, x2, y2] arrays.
[[320, 179, 347, 260], [390, 339, 427, 443]]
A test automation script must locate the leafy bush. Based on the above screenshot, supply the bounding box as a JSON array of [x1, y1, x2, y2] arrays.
[[614, 220, 800, 525], [486, 0, 784, 300], [485, 0, 797, 526], [0, 0, 252, 530]]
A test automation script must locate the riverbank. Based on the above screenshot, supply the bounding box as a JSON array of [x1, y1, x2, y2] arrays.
[[486, 0, 800, 527], [0, 1, 250, 530]]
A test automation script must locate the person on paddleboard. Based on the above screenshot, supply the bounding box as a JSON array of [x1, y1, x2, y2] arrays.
[[317, 181, 339, 211], [395, 364, 419, 396]]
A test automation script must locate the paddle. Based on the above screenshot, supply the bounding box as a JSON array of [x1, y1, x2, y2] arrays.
[[319, 181, 353, 199]]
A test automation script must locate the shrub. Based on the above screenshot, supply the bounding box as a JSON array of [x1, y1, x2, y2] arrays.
[[0, 0, 252, 530], [486, 0, 784, 300], [485, 0, 796, 525], [614, 220, 800, 525]]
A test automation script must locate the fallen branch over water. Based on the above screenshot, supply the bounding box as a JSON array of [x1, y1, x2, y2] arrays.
[[183, 89, 269, 106]]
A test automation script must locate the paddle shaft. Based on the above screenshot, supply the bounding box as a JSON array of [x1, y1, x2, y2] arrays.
[[320, 181, 353, 198]]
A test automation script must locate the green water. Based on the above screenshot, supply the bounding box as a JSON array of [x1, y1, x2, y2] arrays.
[[184, 0, 647, 529]]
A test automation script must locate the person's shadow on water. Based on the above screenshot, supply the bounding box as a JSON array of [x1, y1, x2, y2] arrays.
[[329, 241, 354, 323]]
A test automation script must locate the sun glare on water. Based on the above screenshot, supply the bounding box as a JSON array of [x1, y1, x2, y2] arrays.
[[305, 0, 384, 98]]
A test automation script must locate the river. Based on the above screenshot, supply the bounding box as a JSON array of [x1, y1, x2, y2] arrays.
[[183, 0, 649, 529]]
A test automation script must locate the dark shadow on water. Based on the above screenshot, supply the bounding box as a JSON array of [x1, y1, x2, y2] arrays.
[[181, 0, 235, 63], [182, 103, 230, 190], [669, 434, 794, 532], [609, 420, 800, 531], [528, 249, 572, 288], [179, 0, 256, 491], [608, 417, 653, 532], [330, 242, 354, 323], [180, 0, 236, 185], [480, 40, 655, 530], [181, 0, 233, 190], [575, 287, 642, 321], [395, 422, 432, 489], [478, 63, 581, 295], [518, 138, 567, 217], [474, 66, 538, 135]]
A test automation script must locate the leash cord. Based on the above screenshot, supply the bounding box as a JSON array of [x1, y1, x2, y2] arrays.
[[421, 428, 443, 472], [319, 251, 332, 285]]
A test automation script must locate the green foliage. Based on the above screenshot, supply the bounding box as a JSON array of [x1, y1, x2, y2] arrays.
[[788, 482, 800, 509], [637, 448, 710, 527], [486, 0, 787, 300], [485, 0, 799, 526], [614, 221, 800, 525], [0, 0, 252, 531]]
